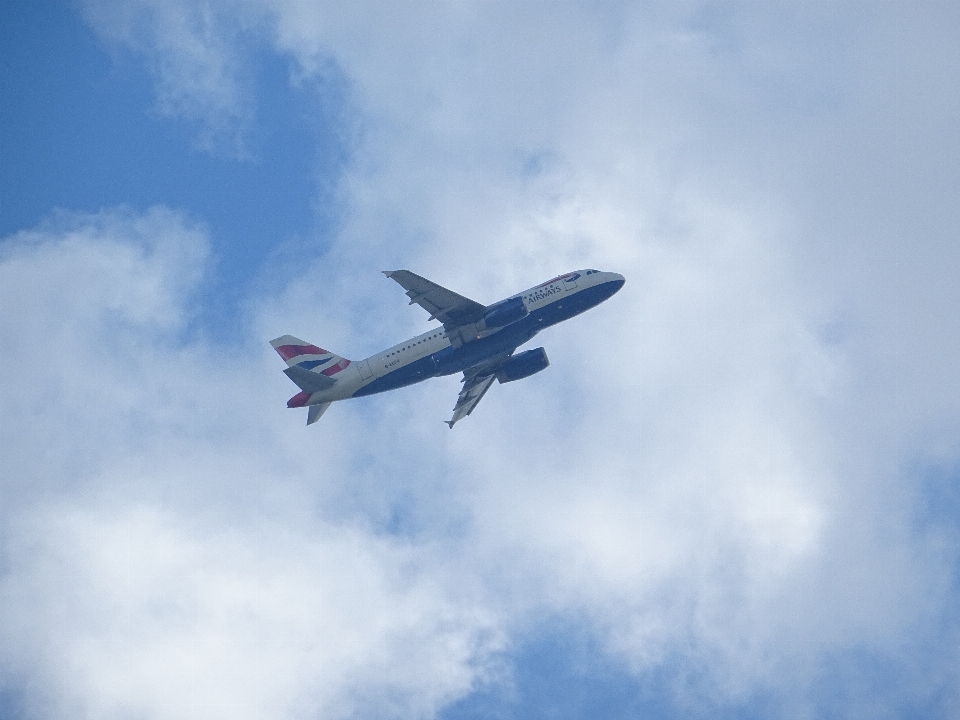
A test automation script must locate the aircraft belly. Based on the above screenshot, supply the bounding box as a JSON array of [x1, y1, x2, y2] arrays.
[[434, 320, 537, 376], [352, 355, 439, 397]]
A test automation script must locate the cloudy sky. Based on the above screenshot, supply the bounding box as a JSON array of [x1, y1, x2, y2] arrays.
[[3, 1, 960, 718]]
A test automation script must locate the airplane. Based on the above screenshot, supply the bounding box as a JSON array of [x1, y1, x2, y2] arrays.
[[271, 268, 625, 427]]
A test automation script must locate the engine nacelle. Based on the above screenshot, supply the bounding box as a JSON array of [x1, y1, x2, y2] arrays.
[[481, 296, 528, 329], [497, 347, 550, 383]]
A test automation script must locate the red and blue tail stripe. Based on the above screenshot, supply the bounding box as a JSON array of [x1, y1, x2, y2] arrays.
[[270, 335, 352, 377]]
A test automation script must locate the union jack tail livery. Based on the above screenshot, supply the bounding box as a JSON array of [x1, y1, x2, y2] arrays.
[[270, 335, 352, 375], [270, 335, 352, 423]]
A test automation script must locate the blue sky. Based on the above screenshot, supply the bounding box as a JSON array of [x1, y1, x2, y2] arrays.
[[3, 2, 960, 719], [2, 0, 348, 337]]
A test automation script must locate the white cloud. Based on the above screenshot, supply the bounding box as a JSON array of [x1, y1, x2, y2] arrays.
[[2, 504, 498, 720], [250, 1, 960, 711], [0, 210, 501, 720], [35, 0, 960, 716]]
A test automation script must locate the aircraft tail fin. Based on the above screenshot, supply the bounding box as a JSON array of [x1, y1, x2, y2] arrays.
[[270, 335, 353, 381], [271, 336, 352, 424]]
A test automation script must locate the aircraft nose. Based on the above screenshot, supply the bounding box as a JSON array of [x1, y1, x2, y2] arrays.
[[609, 273, 625, 292]]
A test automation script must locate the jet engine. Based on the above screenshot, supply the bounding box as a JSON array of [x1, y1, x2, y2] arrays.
[[481, 296, 528, 329], [497, 347, 550, 383]]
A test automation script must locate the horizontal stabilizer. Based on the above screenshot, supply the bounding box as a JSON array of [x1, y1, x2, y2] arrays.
[[307, 402, 332, 425], [284, 365, 336, 392]]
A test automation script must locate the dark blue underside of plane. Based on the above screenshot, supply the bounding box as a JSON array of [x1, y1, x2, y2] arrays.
[[351, 278, 624, 398]]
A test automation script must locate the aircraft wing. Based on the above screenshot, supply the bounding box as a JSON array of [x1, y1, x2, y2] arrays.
[[446, 373, 497, 428], [445, 353, 512, 428], [383, 270, 487, 328]]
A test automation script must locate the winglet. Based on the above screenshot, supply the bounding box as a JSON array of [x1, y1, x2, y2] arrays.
[[382, 270, 396, 277], [444, 420, 456, 429]]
